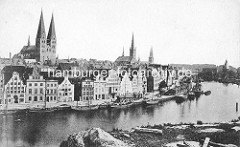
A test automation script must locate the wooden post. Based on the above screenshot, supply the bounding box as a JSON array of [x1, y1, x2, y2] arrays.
[[236, 102, 238, 112], [203, 137, 210, 147]]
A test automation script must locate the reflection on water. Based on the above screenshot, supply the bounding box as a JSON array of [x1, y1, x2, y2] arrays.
[[0, 82, 240, 147]]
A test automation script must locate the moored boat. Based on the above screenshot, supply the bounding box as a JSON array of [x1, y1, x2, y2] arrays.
[[187, 91, 195, 100], [29, 108, 55, 113], [132, 98, 144, 105], [204, 90, 211, 96], [146, 99, 159, 105], [111, 102, 133, 108], [71, 105, 99, 111], [54, 104, 71, 110]]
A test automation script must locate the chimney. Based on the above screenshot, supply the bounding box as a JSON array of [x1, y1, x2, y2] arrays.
[[9, 52, 12, 59]]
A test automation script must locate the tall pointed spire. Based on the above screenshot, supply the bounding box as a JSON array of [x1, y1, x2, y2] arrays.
[[149, 47, 154, 64], [122, 47, 124, 56], [131, 32, 134, 49], [36, 10, 46, 39], [47, 13, 56, 41], [150, 47, 153, 57], [129, 32, 136, 61], [28, 35, 30, 46]]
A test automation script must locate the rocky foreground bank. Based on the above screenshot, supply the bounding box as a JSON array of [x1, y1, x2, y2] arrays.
[[60, 120, 240, 147]]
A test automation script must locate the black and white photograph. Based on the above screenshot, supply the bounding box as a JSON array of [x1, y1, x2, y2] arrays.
[[0, 0, 240, 146]]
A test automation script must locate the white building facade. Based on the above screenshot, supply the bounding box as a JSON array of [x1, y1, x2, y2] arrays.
[[26, 74, 45, 103], [81, 79, 94, 103], [4, 72, 26, 104], [94, 75, 107, 100], [105, 69, 120, 99], [119, 73, 132, 96], [58, 77, 73, 102], [0, 73, 4, 104]]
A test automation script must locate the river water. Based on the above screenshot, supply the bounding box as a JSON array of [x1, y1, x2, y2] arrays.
[[0, 82, 240, 147]]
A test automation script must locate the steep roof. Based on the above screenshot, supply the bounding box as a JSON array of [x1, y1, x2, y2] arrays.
[[115, 56, 132, 62], [20, 45, 37, 53], [36, 10, 46, 39], [47, 14, 56, 41], [57, 63, 79, 71], [2, 65, 33, 85]]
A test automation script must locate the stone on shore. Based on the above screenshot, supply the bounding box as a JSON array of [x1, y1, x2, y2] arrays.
[[164, 141, 200, 147], [64, 128, 132, 147], [231, 126, 240, 132], [198, 128, 224, 133]]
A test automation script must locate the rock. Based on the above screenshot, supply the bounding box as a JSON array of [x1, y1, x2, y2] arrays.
[[134, 127, 163, 134], [175, 135, 185, 141], [122, 133, 130, 138], [226, 144, 238, 147], [66, 131, 86, 147], [164, 141, 201, 147], [65, 128, 132, 147], [83, 128, 131, 147], [231, 126, 240, 131], [198, 128, 224, 133]]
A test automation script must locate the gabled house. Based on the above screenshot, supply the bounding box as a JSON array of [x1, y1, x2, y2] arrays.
[[4, 72, 26, 104], [58, 76, 74, 102]]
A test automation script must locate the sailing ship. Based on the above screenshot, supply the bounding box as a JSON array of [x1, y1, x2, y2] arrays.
[[111, 73, 133, 108], [72, 95, 99, 111]]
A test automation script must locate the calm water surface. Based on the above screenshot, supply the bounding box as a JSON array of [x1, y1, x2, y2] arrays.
[[0, 82, 240, 147]]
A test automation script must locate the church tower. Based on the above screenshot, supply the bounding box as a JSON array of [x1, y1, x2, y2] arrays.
[[47, 14, 57, 64], [149, 47, 154, 64], [129, 33, 136, 61], [35, 10, 47, 62]]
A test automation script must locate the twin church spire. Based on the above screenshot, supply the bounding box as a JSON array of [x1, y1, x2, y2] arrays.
[[36, 10, 56, 44], [35, 10, 57, 64]]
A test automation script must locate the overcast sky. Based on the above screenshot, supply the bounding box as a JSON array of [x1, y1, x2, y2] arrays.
[[0, 0, 240, 67]]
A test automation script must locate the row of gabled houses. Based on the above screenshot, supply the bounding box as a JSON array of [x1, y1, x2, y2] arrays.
[[0, 64, 188, 105]]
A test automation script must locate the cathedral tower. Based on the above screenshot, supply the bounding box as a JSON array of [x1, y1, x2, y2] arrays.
[[149, 47, 154, 64], [36, 10, 47, 62], [47, 14, 57, 64], [129, 33, 136, 61]]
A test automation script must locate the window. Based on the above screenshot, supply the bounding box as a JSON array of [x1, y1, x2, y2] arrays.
[[40, 83, 43, 86], [40, 88, 43, 94], [29, 83, 32, 86], [40, 96, 43, 101], [54, 96, 56, 100], [50, 96, 52, 101], [34, 89, 38, 94], [29, 89, 32, 94], [29, 96, 31, 101], [34, 96, 37, 101], [102, 94, 105, 99], [34, 83, 37, 86]]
